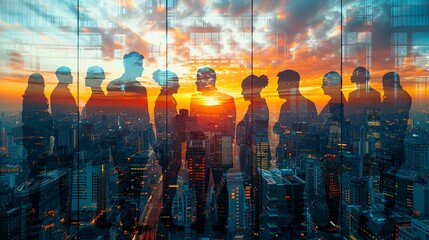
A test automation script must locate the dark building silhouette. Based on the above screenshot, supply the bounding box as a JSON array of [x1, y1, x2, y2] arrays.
[[186, 131, 208, 231]]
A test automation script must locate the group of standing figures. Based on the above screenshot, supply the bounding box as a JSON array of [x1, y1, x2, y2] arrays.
[[21, 50, 412, 235], [22, 50, 413, 183]]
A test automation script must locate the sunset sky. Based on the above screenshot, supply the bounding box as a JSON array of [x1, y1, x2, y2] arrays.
[[0, 0, 427, 123]]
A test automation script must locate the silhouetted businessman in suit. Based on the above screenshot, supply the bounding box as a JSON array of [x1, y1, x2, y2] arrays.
[[190, 67, 236, 140], [106, 51, 150, 126], [84, 65, 107, 117], [273, 69, 317, 134], [51, 66, 77, 119], [348, 66, 381, 127]]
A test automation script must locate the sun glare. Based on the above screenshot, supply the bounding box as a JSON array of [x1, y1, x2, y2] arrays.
[[204, 96, 220, 106]]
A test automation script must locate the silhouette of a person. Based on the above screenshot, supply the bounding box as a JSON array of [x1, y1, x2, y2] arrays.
[[190, 67, 236, 140], [106, 51, 149, 125], [237, 74, 270, 179], [22, 73, 54, 235], [153, 69, 180, 135], [84, 65, 107, 117], [22, 73, 53, 178], [347, 66, 381, 126], [319, 71, 347, 120], [50, 66, 77, 119], [273, 69, 317, 134], [381, 72, 412, 120], [152, 70, 181, 170], [380, 72, 412, 165], [317, 72, 346, 229]]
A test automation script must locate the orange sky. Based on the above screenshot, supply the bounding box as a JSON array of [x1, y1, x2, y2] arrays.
[[1, 0, 428, 122], [0, 63, 426, 125]]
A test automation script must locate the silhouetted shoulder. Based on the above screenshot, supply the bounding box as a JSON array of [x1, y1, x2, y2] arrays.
[[106, 78, 123, 92], [217, 91, 234, 103]]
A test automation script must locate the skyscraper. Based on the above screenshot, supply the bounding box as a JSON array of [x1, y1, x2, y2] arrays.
[[226, 168, 248, 239], [171, 162, 195, 229], [404, 131, 429, 178], [259, 168, 306, 239], [186, 131, 208, 230], [14, 170, 69, 240]]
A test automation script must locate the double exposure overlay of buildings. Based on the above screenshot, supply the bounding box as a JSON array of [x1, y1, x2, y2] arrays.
[[0, 0, 428, 239]]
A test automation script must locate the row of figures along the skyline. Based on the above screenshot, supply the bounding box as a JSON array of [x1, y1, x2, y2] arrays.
[[22, 51, 412, 160]]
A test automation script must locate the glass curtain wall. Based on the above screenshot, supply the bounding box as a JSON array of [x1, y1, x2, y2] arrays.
[[0, 0, 428, 239]]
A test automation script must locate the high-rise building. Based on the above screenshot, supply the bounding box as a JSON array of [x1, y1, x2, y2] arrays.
[[252, 136, 271, 172], [186, 131, 208, 229], [226, 168, 248, 239], [341, 174, 371, 206], [413, 179, 429, 219], [342, 151, 363, 178], [0, 207, 20, 240], [213, 135, 233, 169], [171, 162, 195, 229], [381, 168, 418, 215], [398, 219, 429, 240], [321, 154, 341, 227], [71, 161, 114, 215], [0, 185, 20, 240], [404, 131, 429, 178], [305, 157, 325, 200], [14, 170, 69, 240], [358, 210, 411, 240], [258, 168, 306, 239]]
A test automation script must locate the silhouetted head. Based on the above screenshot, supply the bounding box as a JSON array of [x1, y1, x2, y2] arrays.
[[322, 71, 342, 96], [241, 74, 268, 101], [85, 66, 105, 88], [153, 69, 180, 94], [196, 67, 216, 92], [55, 66, 72, 84], [25, 73, 45, 95], [28, 73, 45, 86], [382, 72, 401, 90], [351, 66, 370, 84], [277, 69, 300, 99], [123, 51, 144, 79]]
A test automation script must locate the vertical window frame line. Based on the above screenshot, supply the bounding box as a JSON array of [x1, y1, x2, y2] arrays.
[[251, 1, 257, 239], [76, 0, 81, 238], [340, 0, 344, 238], [165, 0, 169, 222]]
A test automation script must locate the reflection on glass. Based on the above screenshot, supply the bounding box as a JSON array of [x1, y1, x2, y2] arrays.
[[0, 1, 428, 239]]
